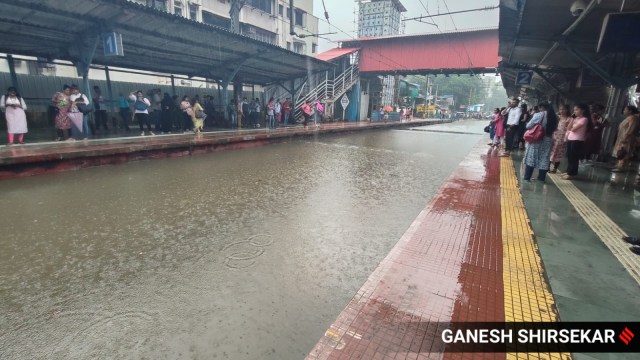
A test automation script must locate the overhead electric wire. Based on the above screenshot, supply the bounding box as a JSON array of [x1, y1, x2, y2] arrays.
[[439, 0, 476, 70]]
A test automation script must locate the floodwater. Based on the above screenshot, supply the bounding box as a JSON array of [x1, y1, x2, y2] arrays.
[[0, 121, 484, 359]]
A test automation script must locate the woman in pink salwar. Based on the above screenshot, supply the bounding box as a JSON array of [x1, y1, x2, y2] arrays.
[[52, 85, 73, 141], [492, 107, 506, 148]]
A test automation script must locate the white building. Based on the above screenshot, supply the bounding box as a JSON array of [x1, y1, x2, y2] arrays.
[[142, 0, 319, 56], [357, 0, 406, 38]]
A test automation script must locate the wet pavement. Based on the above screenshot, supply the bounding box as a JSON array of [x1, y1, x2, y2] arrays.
[[0, 120, 483, 359]]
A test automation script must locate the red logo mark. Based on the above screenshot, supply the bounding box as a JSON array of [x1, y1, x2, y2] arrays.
[[619, 327, 634, 345]]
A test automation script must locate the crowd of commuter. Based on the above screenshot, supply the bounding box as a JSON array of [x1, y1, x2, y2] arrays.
[[1, 82, 332, 144], [487, 97, 640, 256], [487, 97, 639, 182]]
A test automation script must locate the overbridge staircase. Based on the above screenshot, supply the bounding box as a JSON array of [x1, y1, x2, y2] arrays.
[[293, 64, 359, 121]]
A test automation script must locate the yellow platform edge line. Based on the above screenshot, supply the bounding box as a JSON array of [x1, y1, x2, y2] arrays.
[[500, 157, 572, 360]]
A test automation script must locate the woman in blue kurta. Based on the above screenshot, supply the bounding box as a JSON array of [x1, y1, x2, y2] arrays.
[[522, 103, 558, 182]]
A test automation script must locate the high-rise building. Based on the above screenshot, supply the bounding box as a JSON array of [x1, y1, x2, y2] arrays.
[[357, 0, 406, 38], [137, 0, 320, 56], [355, 0, 406, 107]]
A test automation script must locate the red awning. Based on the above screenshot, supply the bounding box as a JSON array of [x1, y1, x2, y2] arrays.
[[315, 47, 359, 62]]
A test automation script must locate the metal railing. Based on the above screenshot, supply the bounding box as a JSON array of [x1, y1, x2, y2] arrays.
[[293, 65, 359, 121]]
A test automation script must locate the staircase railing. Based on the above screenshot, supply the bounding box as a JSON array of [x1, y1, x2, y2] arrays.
[[293, 65, 359, 121]]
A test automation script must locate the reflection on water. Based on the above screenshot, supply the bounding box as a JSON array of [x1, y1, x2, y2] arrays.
[[0, 123, 483, 359]]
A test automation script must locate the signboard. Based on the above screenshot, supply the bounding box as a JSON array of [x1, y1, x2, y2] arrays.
[[103, 32, 124, 57], [340, 95, 349, 108], [515, 70, 533, 86]]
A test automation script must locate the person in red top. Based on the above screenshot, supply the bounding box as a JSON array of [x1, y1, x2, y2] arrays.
[[563, 103, 592, 180], [282, 97, 292, 125]]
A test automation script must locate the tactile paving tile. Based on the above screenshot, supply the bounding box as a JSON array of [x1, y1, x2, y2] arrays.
[[500, 158, 571, 360], [548, 173, 640, 284]]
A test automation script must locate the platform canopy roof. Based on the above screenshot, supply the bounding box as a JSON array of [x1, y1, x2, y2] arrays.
[[498, 0, 640, 100], [0, 0, 332, 85]]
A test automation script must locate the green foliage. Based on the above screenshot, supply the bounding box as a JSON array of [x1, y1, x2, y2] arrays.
[[404, 75, 508, 111]]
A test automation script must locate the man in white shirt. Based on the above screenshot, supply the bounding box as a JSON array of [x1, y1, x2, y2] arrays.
[[500, 98, 522, 156]]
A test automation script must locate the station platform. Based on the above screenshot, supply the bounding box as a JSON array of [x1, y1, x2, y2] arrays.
[[0, 119, 448, 180], [306, 140, 640, 360]]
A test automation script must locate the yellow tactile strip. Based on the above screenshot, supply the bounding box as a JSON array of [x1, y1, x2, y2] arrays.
[[548, 173, 640, 284], [500, 157, 571, 360]]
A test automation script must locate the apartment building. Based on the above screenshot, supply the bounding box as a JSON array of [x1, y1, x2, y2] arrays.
[[141, 0, 319, 56], [357, 0, 406, 38]]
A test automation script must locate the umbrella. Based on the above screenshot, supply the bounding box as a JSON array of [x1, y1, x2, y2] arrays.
[[383, 106, 393, 112]]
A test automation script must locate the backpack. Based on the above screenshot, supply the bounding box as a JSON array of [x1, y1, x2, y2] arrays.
[[134, 99, 149, 111], [76, 95, 94, 114]]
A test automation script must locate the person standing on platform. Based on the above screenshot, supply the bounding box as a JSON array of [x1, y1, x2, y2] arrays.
[[52, 85, 74, 141], [515, 103, 529, 150], [228, 99, 237, 129], [302, 100, 312, 128], [266, 97, 276, 129], [1, 87, 28, 145], [612, 105, 639, 172], [180, 95, 194, 133], [562, 104, 592, 180], [160, 93, 174, 133], [70, 85, 91, 140], [241, 97, 249, 128], [549, 104, 571, 173], [493, 107, 506, 148], [522, 103, 558, 182], [275, 98, 282, 127], [499, 98, 522, 156], [129, 90, 153, 136], [93, 86, 107, 132], [582, 104, 607, 165], [151, 89, 162, 133], [282, 97, 291, 125], [192, 98, 205, 135], [117, 93, 131, 132], [204, 96, 216, 128]]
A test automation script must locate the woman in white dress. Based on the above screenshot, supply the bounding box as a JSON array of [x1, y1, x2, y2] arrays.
[[0, 87, 28, 145]]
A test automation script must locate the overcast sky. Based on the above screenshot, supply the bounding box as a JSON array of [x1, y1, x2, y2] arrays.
[[312, 0, 499, 52]]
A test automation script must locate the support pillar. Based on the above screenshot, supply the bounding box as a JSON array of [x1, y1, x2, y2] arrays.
[[105, 66, 114, 112], [233, 79, 243, 129], [171, 75, 176, 96], [6, 54, 18, 89]]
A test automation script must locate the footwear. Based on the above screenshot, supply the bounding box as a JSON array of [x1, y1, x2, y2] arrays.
[[548, 169, 557, 174], [66, 138, 76, 142], [623, 236, 640, 246], [631, 246, 640, 256], [561, 174, 573, 180], [141, 131, 145, 136], [55, 137, 62, 141]]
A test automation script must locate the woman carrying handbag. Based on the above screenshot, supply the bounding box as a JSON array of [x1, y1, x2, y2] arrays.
[[522, 103, 558, 182]]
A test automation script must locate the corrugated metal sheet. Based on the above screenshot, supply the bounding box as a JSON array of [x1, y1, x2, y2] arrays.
[[0, 0, 333, 85], [355, 29, 500, 73], [315, 48, 360, 62]]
